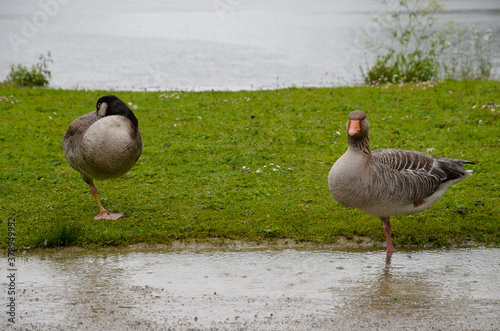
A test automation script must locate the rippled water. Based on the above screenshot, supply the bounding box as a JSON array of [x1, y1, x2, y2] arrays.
[[3, 247, 500, 330], [0, 0, 499, 90]]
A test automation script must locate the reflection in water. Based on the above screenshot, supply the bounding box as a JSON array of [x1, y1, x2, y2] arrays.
[[364, 253, 437, 312], [339, 249, 500, 328], [57, 254, 131, 321], [3, 248, 500, 329]]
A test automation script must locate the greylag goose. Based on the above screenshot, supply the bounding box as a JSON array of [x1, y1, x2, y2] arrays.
[[328, 110, 473, 254], [63, 95, 143, 220]]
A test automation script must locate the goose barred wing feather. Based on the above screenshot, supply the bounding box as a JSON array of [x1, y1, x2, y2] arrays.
[[367, 161, 441, 205], [369, 148, 473, 203], [371, 149, 434, 172], [370, 149, 442, 203], [371, 149, 473, 181]]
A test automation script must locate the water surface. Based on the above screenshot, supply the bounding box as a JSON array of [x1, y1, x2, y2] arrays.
[[4, 247, 500, 329], [1, 0, 499, 90]]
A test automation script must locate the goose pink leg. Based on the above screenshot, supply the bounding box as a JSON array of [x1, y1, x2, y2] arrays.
[[381, 217, 395, 255], [89, 183, 124, 220]]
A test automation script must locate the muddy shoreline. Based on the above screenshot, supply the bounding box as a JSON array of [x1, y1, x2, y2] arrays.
[[10, 236, 488, 256]]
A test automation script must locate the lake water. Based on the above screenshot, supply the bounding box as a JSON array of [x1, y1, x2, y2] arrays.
[[3, 247, 500, 329], [1, 0, 499, 90]]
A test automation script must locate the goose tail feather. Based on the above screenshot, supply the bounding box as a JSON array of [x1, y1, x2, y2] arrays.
[[433, 158, 474, 182]]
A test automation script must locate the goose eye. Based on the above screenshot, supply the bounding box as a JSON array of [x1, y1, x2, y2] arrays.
[[97, 103, 101, 109]]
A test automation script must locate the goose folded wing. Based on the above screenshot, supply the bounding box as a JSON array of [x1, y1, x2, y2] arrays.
[[364, 162, 441, 205], [62, 112, 100, 153], [371, 149, 435, 172], [370, 149, 442, 203]]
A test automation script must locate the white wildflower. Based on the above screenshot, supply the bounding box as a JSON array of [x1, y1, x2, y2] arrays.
[[472, 105, 476, 109], [256, 169, 262, 173], [242, 166, 247, 169], [128, 102, 133, 106], [198, 116, 202, 120], [427, 148, 435, 153], [133, 105, 138, 109], [335, 131, 341, 136], [478, 120, 483, 125]]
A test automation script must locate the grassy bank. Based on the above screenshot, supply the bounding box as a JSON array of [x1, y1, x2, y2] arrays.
[[0, 80, 498, 250]]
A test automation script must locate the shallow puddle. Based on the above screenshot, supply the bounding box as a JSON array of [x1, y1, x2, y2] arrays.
[[3, 247, 500, 330]]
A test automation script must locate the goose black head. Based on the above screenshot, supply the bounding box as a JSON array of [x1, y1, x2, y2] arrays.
[[347, 110, 369, 138], [96, 95, 139, 127]]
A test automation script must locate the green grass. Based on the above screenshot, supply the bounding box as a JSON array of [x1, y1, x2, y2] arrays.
[[0, 80, 498, 250]]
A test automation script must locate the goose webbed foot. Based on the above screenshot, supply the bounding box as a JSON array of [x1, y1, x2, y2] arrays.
[[94, 211, 125, 220], [89, 182, 124, 220]]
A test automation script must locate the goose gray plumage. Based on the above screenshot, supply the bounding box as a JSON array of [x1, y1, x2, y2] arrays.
[[63, 95, 142, 220], [328, 110, 473, 254]]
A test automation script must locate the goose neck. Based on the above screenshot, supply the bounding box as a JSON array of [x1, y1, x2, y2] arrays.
[[347, 135, 371, 156]]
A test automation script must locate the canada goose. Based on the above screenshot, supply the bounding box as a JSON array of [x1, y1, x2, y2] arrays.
[[328, 110, 473, 254], [63, 95, 142, 220]]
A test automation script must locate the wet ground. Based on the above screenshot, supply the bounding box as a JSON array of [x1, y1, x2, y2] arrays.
[[3, 246, 500, 330]]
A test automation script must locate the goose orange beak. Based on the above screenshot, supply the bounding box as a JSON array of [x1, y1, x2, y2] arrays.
[[348, 120, 361, 136]]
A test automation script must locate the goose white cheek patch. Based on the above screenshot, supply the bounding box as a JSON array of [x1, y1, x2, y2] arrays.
[[97, 102, 108, 117]]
